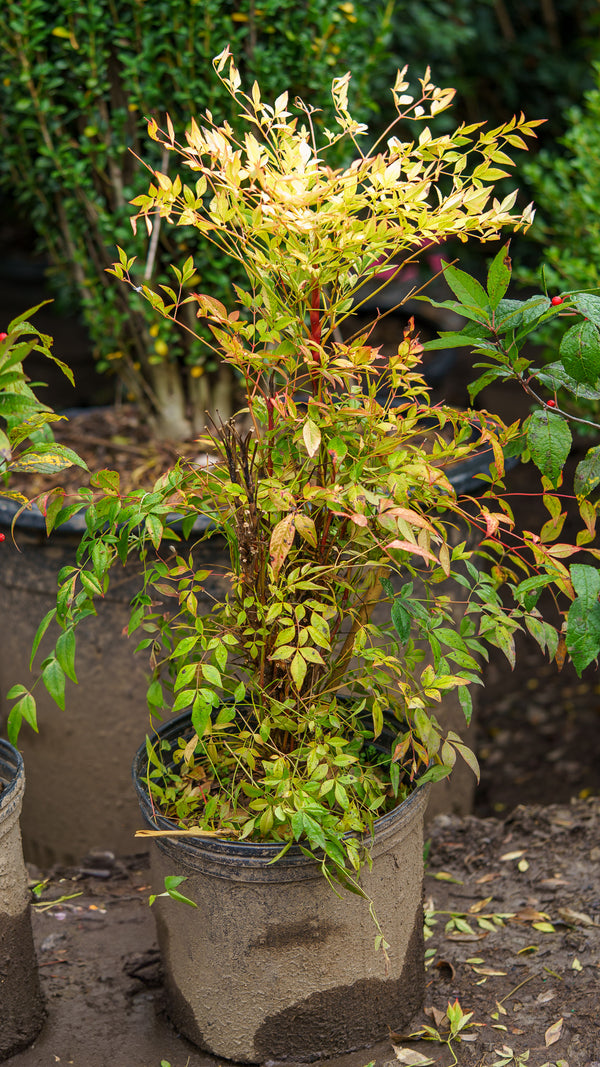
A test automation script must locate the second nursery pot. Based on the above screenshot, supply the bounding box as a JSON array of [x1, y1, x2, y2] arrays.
[[133, 713, 429, 1064], [0, 740, 45, 1060]]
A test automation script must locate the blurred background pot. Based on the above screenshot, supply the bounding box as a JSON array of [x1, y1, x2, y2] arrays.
[[0, 499, 229, 866]]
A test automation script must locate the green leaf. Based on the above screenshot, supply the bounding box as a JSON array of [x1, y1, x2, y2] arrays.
[[496, 294, 550, 332], [559, 320, 600, 385], [42, 657, 66, 710], [458, 686, 473, 726], [191, 694, 211, 738], [201, 663, 222, 687], [526, 409, 572, 486], [539, 362, 600, 402], [29, 607, 57, 669], [7, 692, 38, 744], [566, 597, 600, 674], [571, 292, 600, 328], [574, 446, 600, 500], [290, 651, 307, 689], [391, 600, 411, 643], [440, 262, 490, 313], [569, 565, 600, 606], [145, 514, 163, 549], [55, 628, 77, 683], [486, 242, 512, 309], [80, 570, 104, 598]]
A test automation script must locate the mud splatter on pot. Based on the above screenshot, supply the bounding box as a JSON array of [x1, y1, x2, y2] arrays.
[[0, 739, 45, 1059], [133, 713, 428, 1063]]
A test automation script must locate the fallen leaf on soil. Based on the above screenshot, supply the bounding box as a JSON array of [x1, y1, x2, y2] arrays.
[[475, 872, 500, 883], [431, 871, 464, 883], [471, 965, 507, 976], [500, 850, 526, 861], [445, 931, 488, 941], [424, 1005, 447, 1027], [537, 990, 556, 1004], [532, 921, 556, 932], [469, 896, 493, 913], [511, 907, 551, 923], [545, 1017, 564, 1046], [557, 905, 598, 927], [391, 1048, 435, 1065], [571, 957, 583, 971]]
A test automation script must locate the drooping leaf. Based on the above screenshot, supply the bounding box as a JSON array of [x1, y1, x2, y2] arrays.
[[42, 657, 66, 710], [391, 600, 411, 643], [569, 563, 600, 603], [566, 597, 600, 674], [574, 445, 600, 500], [302, 418, 321, 458], [486, 242, 512, 309], [559, 319, 600, 385], [526, 409, 572, 486], [440, 261, 490, 314]]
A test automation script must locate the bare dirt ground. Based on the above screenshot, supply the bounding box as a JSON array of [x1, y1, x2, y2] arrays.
[[4, 795, 598, 1067]]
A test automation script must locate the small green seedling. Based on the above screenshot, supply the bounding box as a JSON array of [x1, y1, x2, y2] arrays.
[[410, 999, 482, 1066], [149, 875, 197, 908]]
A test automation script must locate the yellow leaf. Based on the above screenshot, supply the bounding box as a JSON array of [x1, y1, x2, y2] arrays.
[[500, 850, 526, 861], [269, 514, 296, 577], [302, 418, 321, 458], [532, 922, 556, 933]]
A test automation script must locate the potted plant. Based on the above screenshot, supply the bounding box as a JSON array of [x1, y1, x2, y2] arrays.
[[8, 54, 600, 1061]]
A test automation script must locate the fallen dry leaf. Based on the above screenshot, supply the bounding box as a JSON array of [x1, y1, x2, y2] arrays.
[[511, 907, 551, 923], [557, 906, 598, 927], [475, 872, 500, 884], [391, 1047, 435, 1066], [500, 850, 526, 861], [445, 931, 488, 942], [471, 965, 507, 976], [545, 1017, 564, 1047], [468, 896, 493, 914]]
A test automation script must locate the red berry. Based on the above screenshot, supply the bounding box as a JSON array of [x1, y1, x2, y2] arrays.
[[0, 332, 7, 342], [547, 399, 557, 407], [550, 296, 563, 306], [0, 533, 5, 542]]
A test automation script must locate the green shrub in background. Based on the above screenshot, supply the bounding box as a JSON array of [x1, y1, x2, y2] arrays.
[[508, 61, 600, 432], [520, 61, 600, 296], [0, 0, 394, 438], [3, 0, 600, 441], [432, 0, 600, 143]]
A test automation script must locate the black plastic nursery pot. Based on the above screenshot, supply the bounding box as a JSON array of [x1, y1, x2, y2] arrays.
[[133, 711, 429, 1064], [0, 739, 45, 1059], [0, 497, 229, 866]]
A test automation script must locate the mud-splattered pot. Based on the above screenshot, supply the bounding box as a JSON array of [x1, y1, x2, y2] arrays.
[[0, 740, 45, 1060], [133, 712, 429, 1063]]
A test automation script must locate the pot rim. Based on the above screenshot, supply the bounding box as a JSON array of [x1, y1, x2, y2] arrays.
[[132, 708, 429, 877]]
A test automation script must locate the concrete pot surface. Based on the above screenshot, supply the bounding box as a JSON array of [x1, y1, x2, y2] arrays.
[[133, 719, 428, 1063], [0, 740, 45, 1059]]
